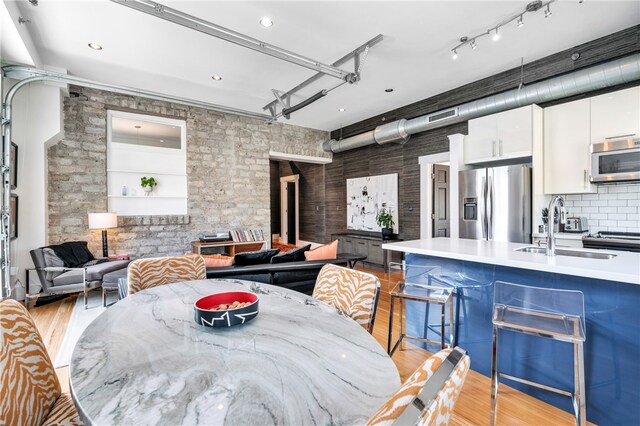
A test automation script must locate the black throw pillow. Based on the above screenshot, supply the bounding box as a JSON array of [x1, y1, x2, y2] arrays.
[[67, 241, 95, 265], [234, 249, 280, 267], [271, 244, 311, 264], [48, 241, 95, 267]]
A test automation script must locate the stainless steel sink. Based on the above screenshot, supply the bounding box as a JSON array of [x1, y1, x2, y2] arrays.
[[516, 246, 547, 254], [515, 246, 617, 259]]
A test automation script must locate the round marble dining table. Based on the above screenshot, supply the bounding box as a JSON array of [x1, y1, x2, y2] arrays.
[[69, 279, 401, 425]]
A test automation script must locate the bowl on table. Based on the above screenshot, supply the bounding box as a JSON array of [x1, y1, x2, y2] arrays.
[[194, 291, 259, 327]]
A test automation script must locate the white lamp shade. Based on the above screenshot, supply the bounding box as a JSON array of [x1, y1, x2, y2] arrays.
[[88, 212, 118, 229]]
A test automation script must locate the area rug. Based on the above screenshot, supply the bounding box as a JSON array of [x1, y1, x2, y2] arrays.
[[54, 292, 106, 368]]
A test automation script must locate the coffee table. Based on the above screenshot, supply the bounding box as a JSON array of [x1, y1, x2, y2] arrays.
[[337, 252, 368, 268]]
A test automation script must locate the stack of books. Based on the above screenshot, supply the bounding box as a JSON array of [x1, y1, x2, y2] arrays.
[[230, 229, 265, 242]]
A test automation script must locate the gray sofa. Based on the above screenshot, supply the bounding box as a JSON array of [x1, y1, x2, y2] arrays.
[[30, 242, 129, 308]]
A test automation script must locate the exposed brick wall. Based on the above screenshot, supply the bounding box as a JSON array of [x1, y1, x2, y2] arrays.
[[47, 86, 329, 258]]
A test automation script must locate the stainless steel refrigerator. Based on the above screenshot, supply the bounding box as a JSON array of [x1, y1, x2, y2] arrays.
[[459, 165, 531, 243]]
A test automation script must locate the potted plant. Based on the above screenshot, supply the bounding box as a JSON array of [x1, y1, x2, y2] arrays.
[[140, 176, 157, 196], [376, 208, 395, 240]]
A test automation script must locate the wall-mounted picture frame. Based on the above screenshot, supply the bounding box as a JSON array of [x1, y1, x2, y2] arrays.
[[10, 195, 18, 239], [10, 142, 18, 189]]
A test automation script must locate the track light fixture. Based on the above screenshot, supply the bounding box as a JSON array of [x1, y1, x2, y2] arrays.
[[450, 0, 554, 60]]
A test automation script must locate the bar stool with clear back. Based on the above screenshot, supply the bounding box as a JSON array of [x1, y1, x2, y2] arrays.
[[387, 262, 455, 355], [490, 281, 586, 426]]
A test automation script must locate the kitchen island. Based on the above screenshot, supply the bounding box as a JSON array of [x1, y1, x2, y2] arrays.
[[382, 238, 640, 426]]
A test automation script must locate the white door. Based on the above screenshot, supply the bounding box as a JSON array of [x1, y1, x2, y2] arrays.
[[544, 99, 594, 194], [497, 105, 533, 159], [465, 115, 497, 164], [590, 86, 640, 143]]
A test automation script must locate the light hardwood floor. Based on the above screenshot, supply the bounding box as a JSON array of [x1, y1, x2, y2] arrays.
[[28, 268, 588, 425]]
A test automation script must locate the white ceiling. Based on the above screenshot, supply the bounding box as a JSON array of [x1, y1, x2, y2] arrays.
[[3, 0, 640, 131]]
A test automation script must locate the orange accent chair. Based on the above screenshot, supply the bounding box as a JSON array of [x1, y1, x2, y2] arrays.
[[128, 255, 207, 295], [0, 299, 82, 425]]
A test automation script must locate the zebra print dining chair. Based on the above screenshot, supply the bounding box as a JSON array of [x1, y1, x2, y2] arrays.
[[367, 347, 470, 426], [0, 299, 82, 426], [127, 254, 207, 295], [313, 263, 381, 333]]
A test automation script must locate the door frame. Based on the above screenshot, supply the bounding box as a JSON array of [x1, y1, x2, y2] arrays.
[[418, 133, 467, 239], [280, 174, 299, 245]]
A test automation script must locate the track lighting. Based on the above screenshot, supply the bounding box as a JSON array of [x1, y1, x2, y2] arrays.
[[492, 28, 500, 42], [450, 1, 554, 58]]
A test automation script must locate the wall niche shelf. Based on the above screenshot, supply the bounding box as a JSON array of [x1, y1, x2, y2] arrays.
[[107, 110, 188, 216], [107, 169, 186, 177], [108, 195, 188, 199]]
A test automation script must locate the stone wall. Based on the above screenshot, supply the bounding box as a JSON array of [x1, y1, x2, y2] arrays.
[[47, 86, 329, 258]]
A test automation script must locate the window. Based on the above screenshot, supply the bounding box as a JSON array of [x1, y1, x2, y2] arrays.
[[107, 110, 187, 216]]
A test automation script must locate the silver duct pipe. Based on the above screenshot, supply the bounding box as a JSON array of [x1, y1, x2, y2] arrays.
[[324, 53, 640, 153]]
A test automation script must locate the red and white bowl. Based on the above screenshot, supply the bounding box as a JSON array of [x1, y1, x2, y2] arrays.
[[194, 291, 259, 328]]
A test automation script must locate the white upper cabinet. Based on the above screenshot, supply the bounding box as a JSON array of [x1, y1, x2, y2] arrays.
[[465, 115, 496, 163], [543, 98, 594, 194], [496, 106, 534, 159], [465, 105, 539, 164], [590, 86, 640, 143]]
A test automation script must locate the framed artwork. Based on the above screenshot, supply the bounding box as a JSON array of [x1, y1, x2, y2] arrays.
[[10, 195, 18, 239], [346, 173, 399, 233], [10, 142, 18, 189]]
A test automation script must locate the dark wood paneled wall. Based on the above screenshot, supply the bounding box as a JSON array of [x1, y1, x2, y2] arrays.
[[325, 123, 467, 242], [270, 160, 326, 243], [330, 25, 640, 140]]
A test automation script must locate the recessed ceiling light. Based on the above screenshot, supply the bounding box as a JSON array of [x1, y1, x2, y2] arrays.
[[259, 17, 273, 27], [160, 139, 164, 142], [88, 42, 103, 50], [385, 88, 394, 93], [339, 108, 346, 112], [212, 75, 222, 81]]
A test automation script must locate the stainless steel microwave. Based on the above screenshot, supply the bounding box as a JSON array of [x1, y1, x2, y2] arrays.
[[590, 138, 640, 183]]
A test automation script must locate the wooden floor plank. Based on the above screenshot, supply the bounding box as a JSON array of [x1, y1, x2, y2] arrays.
[[26, 268, 589, 425]]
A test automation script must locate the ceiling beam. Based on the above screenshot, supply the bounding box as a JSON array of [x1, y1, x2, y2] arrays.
[[262, 34, 384, 115]]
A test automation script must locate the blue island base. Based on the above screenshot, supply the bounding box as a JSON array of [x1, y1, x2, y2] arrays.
[[404, 253, 640, 426]]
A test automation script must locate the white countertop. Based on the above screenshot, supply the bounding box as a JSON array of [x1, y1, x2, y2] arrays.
[[382, 238, 640, 285], [532, 232, 588, 240]]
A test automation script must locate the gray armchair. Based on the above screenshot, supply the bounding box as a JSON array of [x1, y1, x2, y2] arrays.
[[30, 246, 129, 309]]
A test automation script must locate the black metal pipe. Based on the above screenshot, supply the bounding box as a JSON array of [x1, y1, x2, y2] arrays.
[[282, 90, 327, 119]]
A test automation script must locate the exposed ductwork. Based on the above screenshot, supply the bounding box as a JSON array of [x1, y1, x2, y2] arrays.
[[323, 53, 640, 153]]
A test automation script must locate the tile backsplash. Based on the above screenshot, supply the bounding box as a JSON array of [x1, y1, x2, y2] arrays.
[[557, 183, 640, 234]]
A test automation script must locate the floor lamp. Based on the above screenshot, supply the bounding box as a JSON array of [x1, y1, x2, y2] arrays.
[[88, 213, 118, 257]]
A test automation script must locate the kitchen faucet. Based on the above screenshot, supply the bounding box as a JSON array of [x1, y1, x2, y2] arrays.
[[547, 195, 567, 257]]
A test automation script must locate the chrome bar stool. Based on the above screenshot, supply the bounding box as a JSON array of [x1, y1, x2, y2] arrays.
[[387, 263, 455, 355], [490, 281, 586, 426]]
